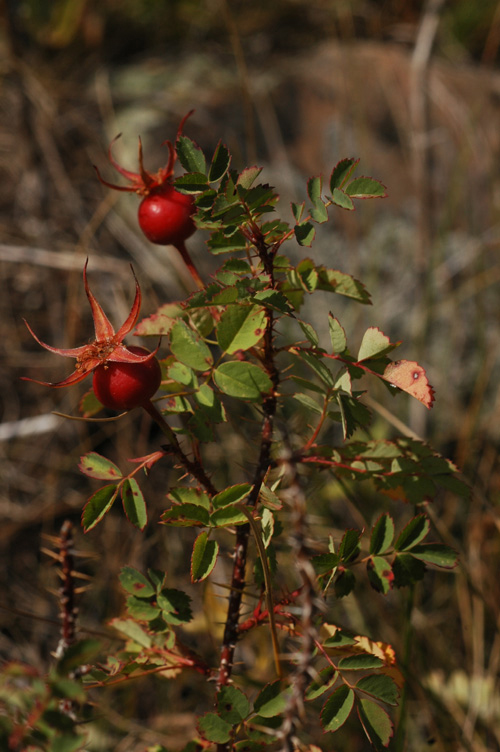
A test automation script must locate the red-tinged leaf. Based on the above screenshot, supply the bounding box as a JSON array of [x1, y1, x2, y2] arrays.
[[367, 556, 394, 594], [191, 531, 219, 582], [198, 712, 232, 744], [209, 141, 231, 183], [294, 221, 316, 247], [338, 529, 362, 562], [331, 187, 354, 211], [358, 327, 400, 361], [119, 566, 155, 598], [370, 513, 395, 555], [345, 176, 387, 199], [320, 684, 354, 732], [82, 484, 119, 532], [121, 478, 147, 531], [357, 699, 393, 748], [330, 157, 359, 191], [134, 303, 185, 337], [356, 674, 399, 706], [408, 543, 458, 568], [79, 452, 122, 480], [394, 514, 430, 551], [162, 503, 210, 527], [338, 655, 384, 671], [237, 166, 263, 190], [382, 360, 435, 409]]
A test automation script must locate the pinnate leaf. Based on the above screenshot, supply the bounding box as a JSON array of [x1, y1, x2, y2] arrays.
[[198, 713, 232, 744], [321, 684, 354, 732], [392, 552, 426, 587], [357, 699, 393, 748], [121, 479, 147, 531], [370, 513, 395, 555], [357, 327, 399, 361], [356, 674, 399, 706], [170, 321, 213, 371], [176, 135, 206, 174], [82, 484, 119, 532], [216, 305, 267, 354], [294, 221, 316, 247], [330, 157, 359, 191], [382, 360, 435, 409], [217, 686, 250, 723], [331, 188, 354, 211], [119, 566, 155, 598], [367, 556, 394, 594], [394, 514, 430, 551], [328, 314, 347, 353], [346, 176, 387, 199], [79, 452, 122, 480], [212, 483, 252, 508], [305, 666, 338, 701], [338, 654, 384, 671], [209, 141, 231, 183], [213, 361, 272, 401], [253, 680, 291, 718], [191, 532, 219, 582], [408, 543, 458, 568]]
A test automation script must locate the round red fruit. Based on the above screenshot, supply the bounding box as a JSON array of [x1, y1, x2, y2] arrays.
[[138, 184, 195, 246], [92, 346, 162, 411]]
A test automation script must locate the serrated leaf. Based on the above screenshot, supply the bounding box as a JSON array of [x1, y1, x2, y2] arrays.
[[409, 543, 458, 568], [305, 666, 338, 701], [339, 529, 362, 562], [315, 267, 371, 304], [291, 201, 305, 222], [394, 514, 430, 551], [253, 680, 291, 718], [213, 361, 272, 401], [346, 176, 387, 199], [328, 314, 347, 353], [331, 187, 354, 211], [176, 135, 206, 174], [135, 302, 185, 336], [209, 141, 231, 183], [168, 487, 210, 508], [126, 595, 161, 620], [110, 618, 152, 648], [191, 532, 219, 582], [208, 229, 247, 254], [356, 674, 399, 706], [320, 684, 354, 732], [79, 452, 122, 480], [292, 392, 324, 415], [82, 484, 119, 532], [370, 513, 395, 555], [119, 566, 155, 598], [157, 588, 192, 624], [121, 478, 147, 531], [212, 483, 252, 509], [198, 712, 232, 743], [260, 507, 274, 549], [334, 568, 356, 598], [237, 166, 262, 189], [297, 318, 319, 346], [330, 157, 359, 191], [294, 221, 316, 247], [161, 503, 210, 527], [216, 305, 267, 354], [217, 686, 250, 723], [312, 553, 339, 575], [338, 655, 384, 670], [175, 172, 209, 193], [210, 506, 248, 527], [259, 484, 282, 511], [367, 556, 394, 594], [358, 327, 398, 361], [170, 321, 213, 371], [392, 552, 426, 587], [382, 360, 435, 409], [357, 699, 393, 748]]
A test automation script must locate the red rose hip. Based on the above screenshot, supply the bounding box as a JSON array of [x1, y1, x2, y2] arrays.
[[138, 184, 195, 246], [92, 345, 162, 411]]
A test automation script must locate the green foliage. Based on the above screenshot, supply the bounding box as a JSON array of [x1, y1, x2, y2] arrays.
[[14, 126, 470, 752]]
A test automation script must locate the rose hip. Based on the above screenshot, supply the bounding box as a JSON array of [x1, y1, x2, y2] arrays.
[[92, 345, 162, 411]]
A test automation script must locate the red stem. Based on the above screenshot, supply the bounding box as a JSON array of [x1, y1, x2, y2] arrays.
[[175, 240, 205, 290]]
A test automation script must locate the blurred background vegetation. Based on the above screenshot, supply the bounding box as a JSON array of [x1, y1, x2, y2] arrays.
[[1, 1, 500, 750]]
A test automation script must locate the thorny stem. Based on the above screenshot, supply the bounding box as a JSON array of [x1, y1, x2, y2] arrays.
[[217, 230, 280, 704], [278, 447, 323, 752], [142, 400, 217, 496]]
